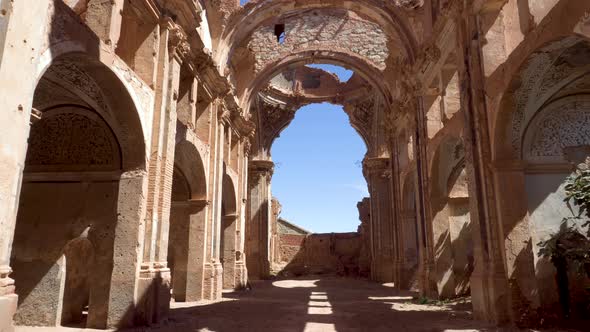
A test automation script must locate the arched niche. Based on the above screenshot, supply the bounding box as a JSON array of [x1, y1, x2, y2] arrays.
[[220, 170, 238, 289], [429, 136, 473, 299], [10, 53, 146, 329], [168, 140, 208, 302], [492, 35, 590, 313]]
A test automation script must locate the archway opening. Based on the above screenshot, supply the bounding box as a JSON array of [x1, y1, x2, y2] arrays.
[[492, 36, 590, 316], [168, 166, 191, 302], [269, 102, 368, 276], [9, 54, 145, 329], [10, 58, 127, 329]]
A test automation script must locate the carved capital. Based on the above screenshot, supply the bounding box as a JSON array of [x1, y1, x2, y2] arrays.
[[248, 159, 274, 189], [363, 157, 391, 179], [166, 19, 191, 60]]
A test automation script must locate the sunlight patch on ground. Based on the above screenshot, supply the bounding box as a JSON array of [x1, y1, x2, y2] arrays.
[[308, 300, 331, 307], [381, 282, 395, 287], [272, 279, 319, 288], [390, 302, 452, 312], [307, 306, 333, 315], [368, 296, 414, 301], [303, 322, 337, 332], [309, 294, 328, 300]]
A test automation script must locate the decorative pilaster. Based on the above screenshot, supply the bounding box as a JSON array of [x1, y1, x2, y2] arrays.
[[363, 157, 396, 283], [456, 9, 511, 324], [245, 160, 274, 280], [136, 17, 185, 325]]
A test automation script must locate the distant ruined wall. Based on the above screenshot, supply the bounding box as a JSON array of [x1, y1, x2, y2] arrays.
[[278, 232, 363, 277]]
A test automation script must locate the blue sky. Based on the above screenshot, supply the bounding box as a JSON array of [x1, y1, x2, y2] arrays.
[[271, 94, 368, 233], [306, 64, 354, 82]]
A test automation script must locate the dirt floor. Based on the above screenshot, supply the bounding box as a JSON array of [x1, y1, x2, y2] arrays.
[[15, 277, 580, 332]]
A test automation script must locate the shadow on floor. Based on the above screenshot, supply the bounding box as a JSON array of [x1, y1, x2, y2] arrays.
[[124, 277, 496, 332]]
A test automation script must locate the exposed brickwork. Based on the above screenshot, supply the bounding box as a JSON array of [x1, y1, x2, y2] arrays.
[[248, 9, 388, 73]]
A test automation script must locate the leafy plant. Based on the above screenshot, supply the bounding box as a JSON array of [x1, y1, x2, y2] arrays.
[[537, 159, 590, 318], [564, 165, 590, 236]]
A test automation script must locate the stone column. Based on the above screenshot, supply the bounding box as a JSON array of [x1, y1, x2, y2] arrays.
[[222, 214, 238, 289], [169, 199, 209, 301], [211, 115, 226, 299], [363, 157, 396, 283], [492, 161, 539, 320], [234, 140, 250, 289], [0, 1, 52, 330], [202, 101, 221, 301], [186, 200, 209, 300], [136, 18, 183, 324], [456, 12, 511, 324], [245, 160, 274, 280], [414, 97, 438, 298], [357, 198, 372, 277], [107, 172, 149, 328]]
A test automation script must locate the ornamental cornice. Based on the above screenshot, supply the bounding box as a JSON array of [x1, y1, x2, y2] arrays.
[[165, 19, 191, 61], [223, 94, 256, 138]]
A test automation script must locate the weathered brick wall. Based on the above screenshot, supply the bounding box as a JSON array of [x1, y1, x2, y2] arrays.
[[278, 232, 363, 277], [248, 9, 388, 73]]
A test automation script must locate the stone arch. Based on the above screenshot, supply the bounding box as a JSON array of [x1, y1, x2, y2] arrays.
[[217, 0, 419, 75], [245, 51, 394, 159], [174, 140, 208, 201], [244, 50, 394, 110], [35, 52, 147, 171], [493, 35, 590, 161], [167, 139, 209, 301], [491, 35, 590, 314], [10, 51, 147, 329], [264, 101, 372, 156]]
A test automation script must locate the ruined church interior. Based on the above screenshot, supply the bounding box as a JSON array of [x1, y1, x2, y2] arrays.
[[0, 0, 589, 331]]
